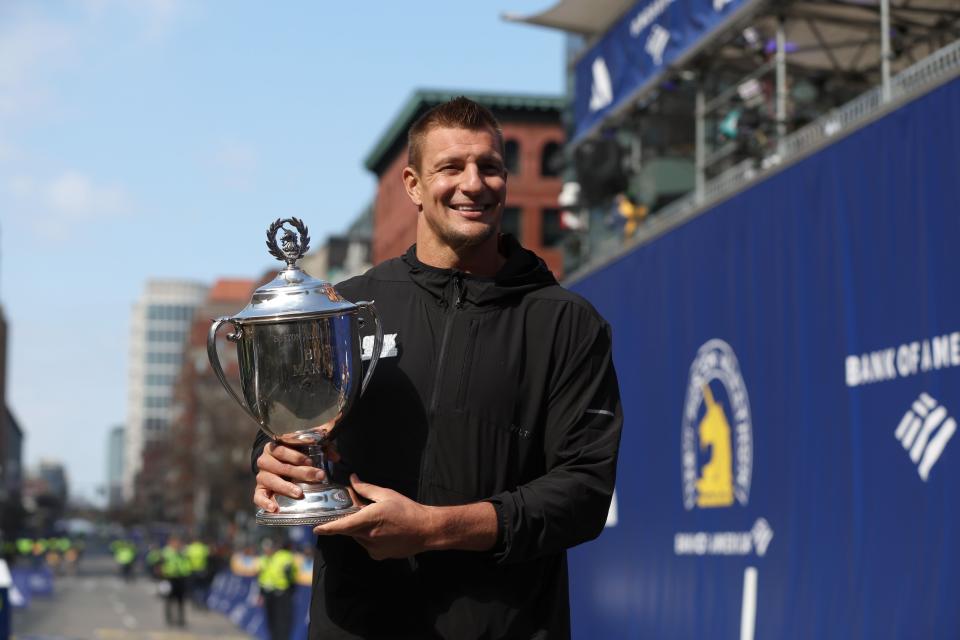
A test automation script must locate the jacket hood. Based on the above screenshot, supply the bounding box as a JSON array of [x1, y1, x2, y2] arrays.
[[400, 234, 557, 307]]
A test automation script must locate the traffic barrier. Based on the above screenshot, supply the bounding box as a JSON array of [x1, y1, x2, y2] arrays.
[[8, 566, 54, 608], [207, 570, 311, 639]]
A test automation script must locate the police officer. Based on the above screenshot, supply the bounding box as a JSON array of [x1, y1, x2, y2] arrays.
[[160, 536, 192, 627], [110, 539, 136, 581], [185, 538, 210, 608], [258, 539, 297, 640], [145, 544, 163, 579]]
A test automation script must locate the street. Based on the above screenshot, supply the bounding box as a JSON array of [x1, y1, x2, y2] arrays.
[[12, 554, 252, 640]]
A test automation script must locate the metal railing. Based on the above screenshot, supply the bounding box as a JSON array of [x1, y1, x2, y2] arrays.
[[570, 38, 960, 282]]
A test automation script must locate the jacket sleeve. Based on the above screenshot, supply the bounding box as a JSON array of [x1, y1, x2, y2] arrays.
[[251, 430, 271, 476], [487, 314, 623, 565]]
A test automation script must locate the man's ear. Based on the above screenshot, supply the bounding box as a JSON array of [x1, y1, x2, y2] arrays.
[[402, 166, 422, 207]]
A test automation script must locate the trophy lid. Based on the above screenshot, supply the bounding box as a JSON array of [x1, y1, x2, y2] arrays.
[[231, 218, 358, 324]]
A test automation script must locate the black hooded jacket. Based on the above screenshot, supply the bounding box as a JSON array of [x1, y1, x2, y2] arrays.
[[252, 236, 622, 639]]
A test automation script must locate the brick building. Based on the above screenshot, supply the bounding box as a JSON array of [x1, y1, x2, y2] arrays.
[[364, 90, 568, 277]]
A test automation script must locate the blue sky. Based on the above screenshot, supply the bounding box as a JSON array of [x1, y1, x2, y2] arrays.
[[0, 0, 563, 504]]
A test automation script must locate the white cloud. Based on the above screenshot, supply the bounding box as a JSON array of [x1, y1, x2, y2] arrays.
[[4, 170, 135, 238], [48, 171, 131, 218]]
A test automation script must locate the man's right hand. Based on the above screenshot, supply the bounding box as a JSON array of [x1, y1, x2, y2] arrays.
[[253, 442, 328, 513]]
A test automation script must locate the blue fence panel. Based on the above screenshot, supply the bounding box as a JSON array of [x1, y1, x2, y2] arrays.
[[210, 570, 311, 639]]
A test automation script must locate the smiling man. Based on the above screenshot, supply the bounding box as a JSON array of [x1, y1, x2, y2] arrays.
[[252, 97, 623, 639]]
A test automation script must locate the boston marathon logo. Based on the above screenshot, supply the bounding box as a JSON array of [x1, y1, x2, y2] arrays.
[[682, 339, 753, 510]]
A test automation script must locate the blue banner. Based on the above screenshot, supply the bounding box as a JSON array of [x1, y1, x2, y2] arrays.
[[573, 0, 751, 140], [568, 77, 960, 638]]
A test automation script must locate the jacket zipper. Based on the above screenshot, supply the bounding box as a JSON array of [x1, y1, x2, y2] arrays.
[[455, 319, 479, 409], [429, 273, 464, 410]]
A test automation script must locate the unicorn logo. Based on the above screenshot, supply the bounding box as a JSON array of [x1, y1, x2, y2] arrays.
[[695, 384, 735, 507], [682, 339, 753, 510]]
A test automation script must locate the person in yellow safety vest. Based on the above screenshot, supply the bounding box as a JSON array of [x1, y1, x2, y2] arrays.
[[258, 539, 298, 640], [161, 536, 192, 628], [184, 539, 210, 609], [111, 539, 136, 581], [16, 538, 33, 562], [145, 544, 163, 579]]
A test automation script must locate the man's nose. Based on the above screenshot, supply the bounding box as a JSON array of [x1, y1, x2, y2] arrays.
[[459, 163, 484, 194]]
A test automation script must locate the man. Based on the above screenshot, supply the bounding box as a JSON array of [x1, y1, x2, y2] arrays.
[[160, 536, 192, 627], [258, 539, 298, 640], [110, 538, 136, 581], [253, 97, 622, 639]]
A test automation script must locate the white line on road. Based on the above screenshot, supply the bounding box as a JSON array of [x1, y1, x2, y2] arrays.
[[740, 566, 758, 640]]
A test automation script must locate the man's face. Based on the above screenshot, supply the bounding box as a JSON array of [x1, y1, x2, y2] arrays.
[[404, 126, 507, 253]]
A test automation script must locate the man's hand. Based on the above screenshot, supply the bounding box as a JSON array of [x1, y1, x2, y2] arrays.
[[313, 475, 498, 560], [253, 442, 328, 513], [313, 474, 433, 560]]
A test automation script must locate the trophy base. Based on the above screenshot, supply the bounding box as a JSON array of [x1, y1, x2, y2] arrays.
[[256, 482, 362, 527]]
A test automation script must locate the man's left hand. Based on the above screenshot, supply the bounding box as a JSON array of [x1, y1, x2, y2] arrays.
[[313, 474, 433, 560]]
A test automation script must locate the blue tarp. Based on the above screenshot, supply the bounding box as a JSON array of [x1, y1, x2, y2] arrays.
[[568, 77, 960, 638]]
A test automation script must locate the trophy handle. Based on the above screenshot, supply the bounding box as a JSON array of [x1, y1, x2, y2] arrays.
[[207, 316, 262, 429], [355, 301, 383, 397]]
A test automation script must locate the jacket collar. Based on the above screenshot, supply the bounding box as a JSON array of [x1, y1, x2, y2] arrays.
[[400, 234, 556, 307]]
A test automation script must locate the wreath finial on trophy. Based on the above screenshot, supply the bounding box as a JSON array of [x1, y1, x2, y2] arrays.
[[266, 217, 311, 267]]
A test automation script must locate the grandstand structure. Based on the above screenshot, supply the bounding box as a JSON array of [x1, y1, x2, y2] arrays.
[[507, 0, 960, 276]]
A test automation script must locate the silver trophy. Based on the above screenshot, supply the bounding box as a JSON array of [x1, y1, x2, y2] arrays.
[[207, 218, 383, 526]]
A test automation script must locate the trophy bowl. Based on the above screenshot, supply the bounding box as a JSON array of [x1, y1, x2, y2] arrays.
[[208, 218, 382, 526]]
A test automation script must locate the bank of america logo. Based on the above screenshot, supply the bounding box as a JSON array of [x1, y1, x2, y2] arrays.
[[589, 57, 613, 112], [895, 392, 956, 481]]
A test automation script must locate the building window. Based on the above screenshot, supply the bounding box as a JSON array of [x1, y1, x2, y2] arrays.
[[145, 373, 175, 386], [501, 207, 522, 241], [146, 352, 181, 365], [541, 141, 562, 177], [147, 305, 192, 321], [145, 417, 168, 431], [147, 329, 186, 343], [144, 395, 171, 409], [541, 208, 565, 248], [504, 139, 520, 175]]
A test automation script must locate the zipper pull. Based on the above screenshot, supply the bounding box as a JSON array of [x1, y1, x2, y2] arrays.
[[453, 273, 465, 309]]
